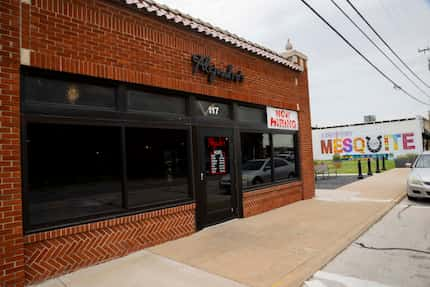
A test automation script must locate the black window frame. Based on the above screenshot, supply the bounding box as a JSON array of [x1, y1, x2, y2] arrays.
[[21, 69, 195, 234], [238, 129, 300, 192], [21, 68, 302, 233]]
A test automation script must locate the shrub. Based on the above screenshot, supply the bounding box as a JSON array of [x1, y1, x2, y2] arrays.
[[332, 154, 341, 162]]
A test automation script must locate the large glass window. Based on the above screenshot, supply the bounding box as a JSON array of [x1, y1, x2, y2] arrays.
[[240, 133, 271, 188], [26, 123, 123, 228], [126, 128, 190, 207], [273, 134, 298, 180], [240, 132, 298, 190], [25, 124, 192, 230]]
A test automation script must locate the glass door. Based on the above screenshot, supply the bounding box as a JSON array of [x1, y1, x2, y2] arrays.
[[196, 128, 237, 228]]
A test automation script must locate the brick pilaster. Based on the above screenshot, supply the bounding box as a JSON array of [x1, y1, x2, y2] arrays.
[[0, 1, 25, 287]]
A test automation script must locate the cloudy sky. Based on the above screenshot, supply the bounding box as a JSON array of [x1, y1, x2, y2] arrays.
[[156, 0, 430, 126]]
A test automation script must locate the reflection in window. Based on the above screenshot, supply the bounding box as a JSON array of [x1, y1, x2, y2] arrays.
[[237, 105, 265, 123], [27, 124, 123, 228], [24, 76, 116, 108], [273, 134, 297, 180], [127, 90, 186, 114], [240, 133, 271, 188], [126, 128, 190, 207]]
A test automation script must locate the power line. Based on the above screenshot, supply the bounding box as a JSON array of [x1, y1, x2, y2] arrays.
[[329, 0, 430, 99], [298, 0, 429, 106], [345, 0, 430, 89]]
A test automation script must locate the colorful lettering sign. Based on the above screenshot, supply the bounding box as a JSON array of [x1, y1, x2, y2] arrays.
[[319, 133, 416, 156], [312, 119, 423, 160]]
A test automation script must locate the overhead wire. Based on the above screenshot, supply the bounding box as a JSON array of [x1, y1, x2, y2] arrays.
[[329, 0, 430, 99], [345, 0, 430, 89], [298, 0, 429, 106]]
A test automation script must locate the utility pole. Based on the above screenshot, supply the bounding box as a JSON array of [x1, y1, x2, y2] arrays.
[[418, 47, 430, 53], [418, 46, 430, 71]]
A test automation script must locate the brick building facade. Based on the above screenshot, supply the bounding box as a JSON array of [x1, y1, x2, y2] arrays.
[[0, 0, 314, 286]]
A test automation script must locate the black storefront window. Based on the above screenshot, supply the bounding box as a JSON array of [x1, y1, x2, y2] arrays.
[[126, 128, 191, 207], [24, 76, 116, 108], [26, 123, 123, 228], [21, 71, 301, 232], [127, 90, 186, 115], [237, 105, 266, 123], [240, 133, 271, 188], [240, 132, 299, 190]]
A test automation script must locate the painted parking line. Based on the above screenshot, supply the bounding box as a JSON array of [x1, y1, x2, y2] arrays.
[[305, 271, 393, 287], [397, 203, 430, 209], [304, 279, 328, 287]]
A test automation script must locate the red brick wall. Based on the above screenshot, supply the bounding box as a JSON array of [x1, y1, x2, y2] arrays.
[[24, 203, 195, 284], [0, 1, 25, 287], [26, 0, 306, 109], [0, 0, 315, 285], [243, 182, 303, 217]]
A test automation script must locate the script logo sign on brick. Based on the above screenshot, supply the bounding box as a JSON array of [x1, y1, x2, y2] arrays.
[[191, 54, 244, 84]]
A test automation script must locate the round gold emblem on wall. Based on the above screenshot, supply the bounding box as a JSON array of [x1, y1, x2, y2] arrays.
[[66, 84, 80, 104]]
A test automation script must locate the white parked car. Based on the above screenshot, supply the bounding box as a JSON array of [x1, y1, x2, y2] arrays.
[[407, 152, 430, 200]]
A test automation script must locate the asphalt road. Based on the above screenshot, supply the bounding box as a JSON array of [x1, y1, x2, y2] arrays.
[[304, 197, 430, 287]]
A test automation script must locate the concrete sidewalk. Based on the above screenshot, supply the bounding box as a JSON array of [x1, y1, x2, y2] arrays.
[[33, 169, 409, 287]]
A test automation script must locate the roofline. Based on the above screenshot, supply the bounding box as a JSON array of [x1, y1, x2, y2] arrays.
[[121, 0, 306, 71], [312, 117, 420, 130]]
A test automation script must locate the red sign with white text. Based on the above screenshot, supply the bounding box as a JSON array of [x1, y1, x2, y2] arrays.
[[266, 107, 299, 130]]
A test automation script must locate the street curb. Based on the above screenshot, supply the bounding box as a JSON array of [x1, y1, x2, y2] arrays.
[[271, 191, 406, 287]]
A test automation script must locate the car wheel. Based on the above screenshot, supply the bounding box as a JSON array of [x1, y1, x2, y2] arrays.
[[407, 194, 416, 201], [288, 172, 296, 178]]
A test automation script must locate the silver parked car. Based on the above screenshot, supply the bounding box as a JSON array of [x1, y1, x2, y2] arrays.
[[407, 152, 430, 200], [220, 157, 296, 189]]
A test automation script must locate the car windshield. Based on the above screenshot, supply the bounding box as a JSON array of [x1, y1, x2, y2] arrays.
[[415, 155, 430, 168], [242, 160, 265, 171]]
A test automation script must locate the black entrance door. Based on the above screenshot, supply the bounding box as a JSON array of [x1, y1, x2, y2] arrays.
[[196, 127, 237, 228]]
